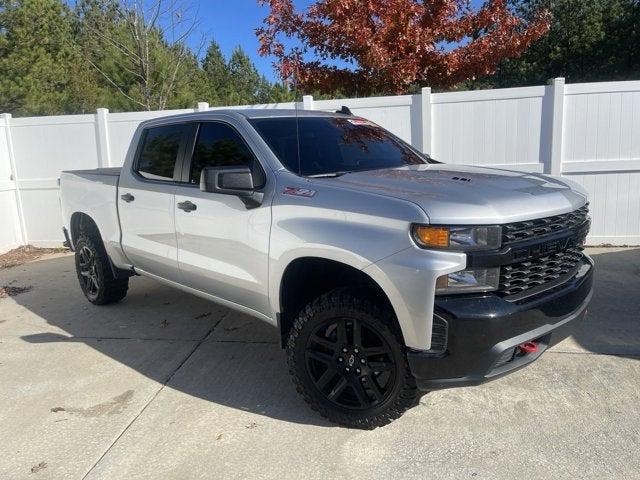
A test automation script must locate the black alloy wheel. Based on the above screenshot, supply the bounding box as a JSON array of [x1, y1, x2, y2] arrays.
[[287, 288, 418, 429], [305, 317, 397, 409], [77, 245, 100, 301], [73, 234, 129, 305]]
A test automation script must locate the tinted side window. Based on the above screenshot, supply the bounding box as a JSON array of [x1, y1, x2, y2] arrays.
[[136, 124, 185, 181], [189, 122, 254, 184]]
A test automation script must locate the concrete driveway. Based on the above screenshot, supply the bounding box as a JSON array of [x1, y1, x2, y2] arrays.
[[1, 247, 639, 479]]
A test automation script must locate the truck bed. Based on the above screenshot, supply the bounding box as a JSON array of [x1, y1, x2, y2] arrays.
[[59, 168, 123, 261], [62, 167, 121, 178]]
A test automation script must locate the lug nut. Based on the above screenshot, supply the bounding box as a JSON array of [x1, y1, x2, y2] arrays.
[[360, 358, 366, 364], [342, 348, 348, 353], [338, 357, 344, 363], [345, 367, 350, 373], [354, 348, 359, 353], [361, 377, 367, 382], [356, 368, 361, 374]]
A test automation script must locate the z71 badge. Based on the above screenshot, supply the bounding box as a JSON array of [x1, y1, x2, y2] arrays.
[[283, 187, 316, 198]]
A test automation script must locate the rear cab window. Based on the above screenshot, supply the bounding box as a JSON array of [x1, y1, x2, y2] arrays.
[[135, 124, 187, 182]]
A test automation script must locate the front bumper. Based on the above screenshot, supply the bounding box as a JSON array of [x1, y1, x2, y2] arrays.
[[407, 257, 594, 391]]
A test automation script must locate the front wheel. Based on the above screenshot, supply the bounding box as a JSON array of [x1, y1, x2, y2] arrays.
[[286, 288, 418, 429], [74, 235, 128, 305]]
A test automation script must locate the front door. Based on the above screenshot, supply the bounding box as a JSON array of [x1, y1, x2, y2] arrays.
[[173, 120, 272, 316], [118, 123, 190, 282]]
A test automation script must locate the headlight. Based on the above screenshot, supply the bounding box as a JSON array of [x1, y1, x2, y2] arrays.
[[412, 225, 502, 250], [436, 267, 500, 294]]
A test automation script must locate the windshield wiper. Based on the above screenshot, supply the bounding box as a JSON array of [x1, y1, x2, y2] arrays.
[[306, 171, 349, 178]]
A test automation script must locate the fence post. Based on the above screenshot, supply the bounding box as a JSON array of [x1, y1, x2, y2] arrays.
[[95, 108, 111, 168], [548, 77, 565, 176], [420, 87, 432, 155], [196, 102, 209, 112], [1, 113, 28, 245], [302, 95, 314, 110]]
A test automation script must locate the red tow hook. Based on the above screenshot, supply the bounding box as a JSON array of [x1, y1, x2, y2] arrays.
[[518, 341, 539, 354]]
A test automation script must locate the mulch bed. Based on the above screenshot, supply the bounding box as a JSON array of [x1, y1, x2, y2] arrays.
[[0, 245, 68, 270]]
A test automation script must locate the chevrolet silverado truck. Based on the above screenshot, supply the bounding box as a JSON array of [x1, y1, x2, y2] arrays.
[[60, 109, 593, 428]]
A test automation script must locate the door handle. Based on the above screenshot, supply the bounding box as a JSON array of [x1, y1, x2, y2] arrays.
[[177, 200, 197, 212], [121, 193, 135, 203]]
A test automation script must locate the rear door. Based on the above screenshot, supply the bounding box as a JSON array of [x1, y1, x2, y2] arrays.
[[173, 119, 272, 316], [118, 122, 193, 281]]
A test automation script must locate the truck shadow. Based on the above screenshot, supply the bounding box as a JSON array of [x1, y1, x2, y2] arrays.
[[7, 255, 332, 427], [569, 247, 640, 358], [6, 247, 640, 427]]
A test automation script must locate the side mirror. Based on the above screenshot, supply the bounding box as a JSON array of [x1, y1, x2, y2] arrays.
[[201, 166, 254, 195], [200, 166, 263, 208]]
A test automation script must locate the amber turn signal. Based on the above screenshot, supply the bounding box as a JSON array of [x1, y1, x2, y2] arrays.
[[412, 225, 450, 248]]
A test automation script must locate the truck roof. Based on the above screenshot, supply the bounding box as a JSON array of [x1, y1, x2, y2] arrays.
[[235, 109, 350, 119], [140, 109, 351, 128]]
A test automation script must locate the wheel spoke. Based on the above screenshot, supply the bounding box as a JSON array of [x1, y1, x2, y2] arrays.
[[368, 361, 394, 372], [365, 345, 391, 357], [365, 375, 383, 401], [327, 377, 348, 400], [352, 319, 362, 347], [305, 349, 333, 366], [310, 333, 336, 351], [315, 367, 338, 390], [336, 319, 347, 344], [350, 378, 371, 407]]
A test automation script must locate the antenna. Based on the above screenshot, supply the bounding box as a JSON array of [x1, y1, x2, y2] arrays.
[[293, 69, 302, 176]]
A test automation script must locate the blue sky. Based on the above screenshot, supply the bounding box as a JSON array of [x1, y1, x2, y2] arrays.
[[188, 0, 317, 82]]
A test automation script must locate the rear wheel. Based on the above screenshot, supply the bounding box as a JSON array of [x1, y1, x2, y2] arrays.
[[287, 288, 418, 428], [74, 235, 128, 305]]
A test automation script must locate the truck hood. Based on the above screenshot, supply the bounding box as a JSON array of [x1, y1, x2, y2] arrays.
[[318, 164, 588, 224]]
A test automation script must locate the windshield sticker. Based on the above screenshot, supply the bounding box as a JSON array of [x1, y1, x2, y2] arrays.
[[283, 187, 316, 198], [347, 118, 379, 127]]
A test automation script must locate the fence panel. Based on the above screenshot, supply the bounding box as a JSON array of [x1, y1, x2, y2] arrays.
[[562, 81, 640, 245], [0, 115, 22, 251], [431, 86, 548, 172]]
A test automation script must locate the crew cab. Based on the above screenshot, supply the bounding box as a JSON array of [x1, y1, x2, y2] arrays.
[[60, 109, 593, 428]]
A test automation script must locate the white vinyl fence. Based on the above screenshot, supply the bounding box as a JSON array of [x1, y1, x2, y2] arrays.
[[1, 78, 640, 253]]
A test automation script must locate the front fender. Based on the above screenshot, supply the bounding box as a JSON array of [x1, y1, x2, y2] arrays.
[[363, 247, 466, 350]]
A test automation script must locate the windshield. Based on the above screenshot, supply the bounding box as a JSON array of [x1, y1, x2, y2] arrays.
[[249, 116, 430, 176]]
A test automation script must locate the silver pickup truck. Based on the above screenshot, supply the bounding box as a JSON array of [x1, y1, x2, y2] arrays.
[[60, 109, 593, 428]]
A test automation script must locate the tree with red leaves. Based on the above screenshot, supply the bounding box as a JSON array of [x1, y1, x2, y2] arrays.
[[257, 0, 551, 95]]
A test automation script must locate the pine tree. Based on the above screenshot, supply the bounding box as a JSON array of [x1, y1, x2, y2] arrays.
[[0, 0, 91, 115], [228, 45, 264, 105], [202, 39, 231, 105]]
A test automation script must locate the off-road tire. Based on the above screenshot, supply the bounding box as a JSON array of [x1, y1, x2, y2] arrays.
[[74, 234, 128, 305], [286, 287, 418, 429]]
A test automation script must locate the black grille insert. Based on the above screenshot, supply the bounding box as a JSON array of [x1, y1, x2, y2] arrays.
[[429, 316, 448, 353], [502, 204, 589, 246], [498, 247, 585, 297]]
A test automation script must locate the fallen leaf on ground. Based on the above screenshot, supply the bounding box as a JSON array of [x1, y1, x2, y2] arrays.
[[30, 462, 47, 473]]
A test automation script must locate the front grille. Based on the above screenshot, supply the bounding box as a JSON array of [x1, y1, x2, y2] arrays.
[[498, 247, 585, 297], [502, 204, 589, 246]]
